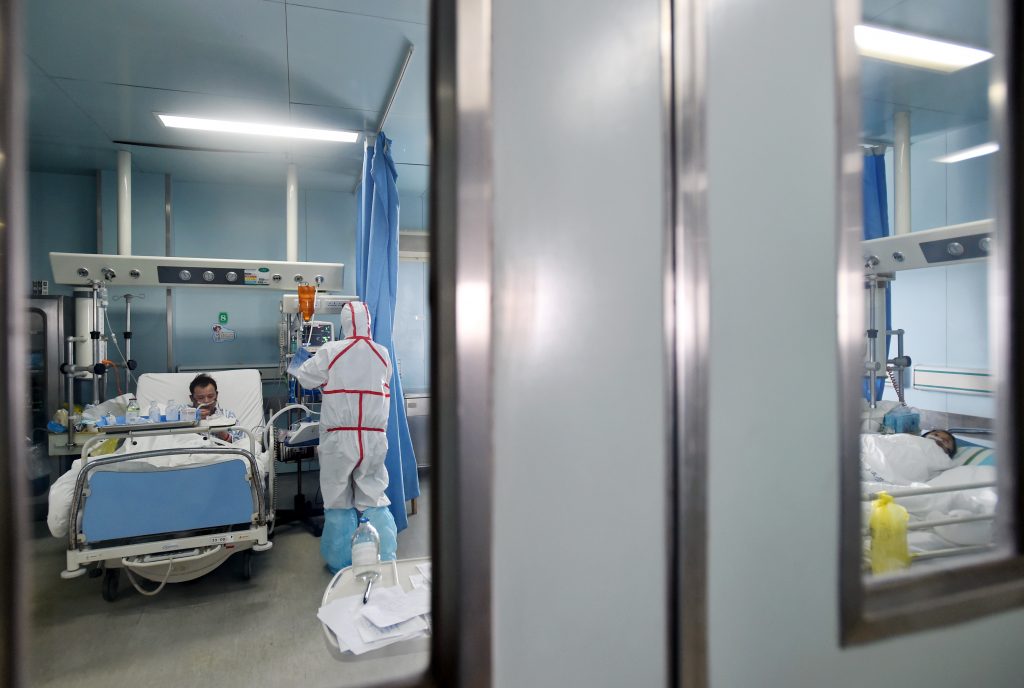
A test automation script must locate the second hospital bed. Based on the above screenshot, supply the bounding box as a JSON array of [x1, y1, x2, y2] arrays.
[[51, 369, 276, 600]]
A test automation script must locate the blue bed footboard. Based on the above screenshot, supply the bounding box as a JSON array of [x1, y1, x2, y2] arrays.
[[82, 460, 255, 543]]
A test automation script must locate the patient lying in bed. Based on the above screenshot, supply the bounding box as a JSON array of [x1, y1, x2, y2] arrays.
[[47, 432, 266, 539], [861, 430, 995, 551]]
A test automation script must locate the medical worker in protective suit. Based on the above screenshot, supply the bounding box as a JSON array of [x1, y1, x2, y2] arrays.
[[289, 301, 398, 571]]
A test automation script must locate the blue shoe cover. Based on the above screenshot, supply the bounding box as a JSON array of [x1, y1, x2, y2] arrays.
[[363, 506, 398, 561], [321, 508, 359, 573]]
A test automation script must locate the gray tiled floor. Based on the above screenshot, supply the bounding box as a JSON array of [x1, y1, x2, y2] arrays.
[[28, 469, 430, 688]]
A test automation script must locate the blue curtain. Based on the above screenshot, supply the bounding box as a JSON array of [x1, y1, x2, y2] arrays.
[[862, 152, 891, 402], [356, 132, 420, 532]]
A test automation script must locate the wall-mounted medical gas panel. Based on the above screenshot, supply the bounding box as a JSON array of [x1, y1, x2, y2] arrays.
[[863, 219, 993, 274], [49, 253, 344, 291]]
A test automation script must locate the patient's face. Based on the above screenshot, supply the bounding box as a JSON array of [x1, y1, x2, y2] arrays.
[[191, 384, 218, 410], [924, 430, 956, 457]]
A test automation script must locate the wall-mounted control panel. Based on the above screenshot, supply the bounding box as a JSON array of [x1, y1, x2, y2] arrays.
[[50, 253, 344, 291]]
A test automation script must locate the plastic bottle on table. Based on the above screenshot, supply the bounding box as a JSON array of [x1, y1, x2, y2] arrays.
[[81, 404, 98, 433], [148, 401, 162, 423], [125, 396, 140, 424], [351, 516, 381, 574], [165, 400, 180, 422]]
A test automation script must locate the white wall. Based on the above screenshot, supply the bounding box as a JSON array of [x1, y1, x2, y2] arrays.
[[491, 0, 668, 686], [706, 1, 1024, 686]]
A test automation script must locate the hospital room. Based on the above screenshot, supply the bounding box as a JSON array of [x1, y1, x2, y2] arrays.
[[856, 0, 999, 578], [9, 0, 1024, 687], [23, 1, 432, 685]]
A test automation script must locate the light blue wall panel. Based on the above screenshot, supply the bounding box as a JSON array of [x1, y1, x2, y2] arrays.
[[170, 180, 359, 370], [305, 188, 357, 294], [398, 191, 428, 231], [884, 124, 995, 417], [27, 171, 95, 296], [95, 170, 170, 377], [171, 180, 288, 369], [393, 259, 429, 393], [910, 132, 947, 231], [100, 170, 166, 255], [173, 180, 288, 260], [946, 122, 994, 225]]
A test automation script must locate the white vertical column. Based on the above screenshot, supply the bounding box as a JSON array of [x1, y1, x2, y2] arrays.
[[286, 163, 298, 261], [893, 110, 911, 235], [117, 150, 132, 255]]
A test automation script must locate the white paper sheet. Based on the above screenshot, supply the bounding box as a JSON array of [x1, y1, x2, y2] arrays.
[[318, 593, 427, 656], [361, 586, 431, 628], [356, 612, 428, 644], [415, 562, 432, 582], [409, 574, 429, 590]]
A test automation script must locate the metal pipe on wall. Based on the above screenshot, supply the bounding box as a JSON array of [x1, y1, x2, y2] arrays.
[[286, 163, 298, 262], [893, 111, 911, 236], [117, 150, 132, 255]]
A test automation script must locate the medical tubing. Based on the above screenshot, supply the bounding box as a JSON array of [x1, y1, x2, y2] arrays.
[[886, 367, 904, 404], [104, 309, 137, 391], [123, 560, 174, 597], [262, 403, 318, 451]]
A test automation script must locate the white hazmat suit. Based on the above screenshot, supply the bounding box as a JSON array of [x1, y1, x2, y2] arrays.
[[292, 301, 393, 510]]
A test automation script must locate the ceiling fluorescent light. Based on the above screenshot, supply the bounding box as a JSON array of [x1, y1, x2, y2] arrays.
[[854, 25, 993, 73], [157, 114, 359, 143], [934, 142, 1000, 164]]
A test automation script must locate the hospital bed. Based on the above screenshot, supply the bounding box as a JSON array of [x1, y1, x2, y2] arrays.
[[53, 370, 275, 600], [862, 434, 997, 570]]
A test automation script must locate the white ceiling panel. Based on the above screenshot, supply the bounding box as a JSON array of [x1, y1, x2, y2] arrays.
[[286, 4, 428, 112], [866, 0, 990, 48], [54, 79, 370, 157], [863, 0, 907, 20], [29, 141, 118, 175], [27, 0, 290, 101], [27, 62, 110, 147], [279, 0, 428, 26], [859, 0, 992, 143]]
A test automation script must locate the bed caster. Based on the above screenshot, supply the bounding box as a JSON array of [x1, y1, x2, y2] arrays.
[[102, 568, 120, 602], [236, 550, 254, 581], [87, 565, 103, 579]]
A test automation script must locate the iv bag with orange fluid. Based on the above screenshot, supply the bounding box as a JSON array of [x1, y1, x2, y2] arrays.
[[298, 284, 315, 321]]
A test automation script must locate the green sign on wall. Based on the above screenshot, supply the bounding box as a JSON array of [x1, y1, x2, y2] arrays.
[[218, 312, 229, 325]]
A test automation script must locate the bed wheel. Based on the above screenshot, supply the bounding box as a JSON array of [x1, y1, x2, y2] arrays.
[[238, 550, 253, 581], [102, 568, 120, 602]]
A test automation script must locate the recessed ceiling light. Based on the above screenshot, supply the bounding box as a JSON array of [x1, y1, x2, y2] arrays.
[[934, 142, 1000, 164], [157, 114, 359, 143], [854, 25, 993, 73]]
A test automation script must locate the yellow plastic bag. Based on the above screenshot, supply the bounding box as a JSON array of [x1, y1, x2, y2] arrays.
[[869, 491, 910, 574], [87, 438, 121, 457]]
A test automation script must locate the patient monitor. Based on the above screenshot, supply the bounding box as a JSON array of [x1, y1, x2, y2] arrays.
[[301, 321, 334, 351]]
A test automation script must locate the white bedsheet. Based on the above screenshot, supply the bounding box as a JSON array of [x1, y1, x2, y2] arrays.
[[862, 432, 997, 551], [47, 433, 270, 538]]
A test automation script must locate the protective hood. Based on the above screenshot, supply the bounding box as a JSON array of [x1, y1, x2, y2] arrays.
[[341, 301, 373, 339]]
